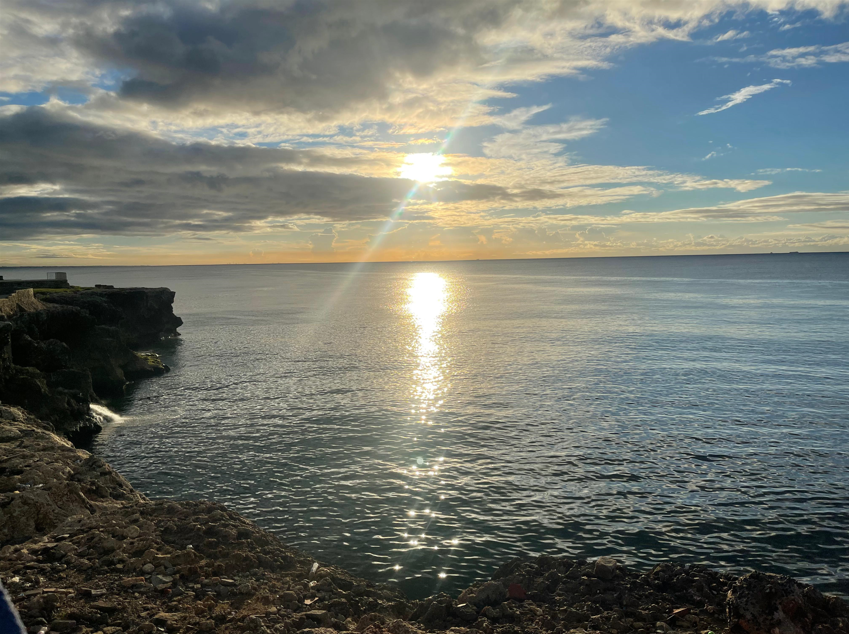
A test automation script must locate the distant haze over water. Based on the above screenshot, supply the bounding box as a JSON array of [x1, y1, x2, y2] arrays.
[[3, 253, 848, 599]]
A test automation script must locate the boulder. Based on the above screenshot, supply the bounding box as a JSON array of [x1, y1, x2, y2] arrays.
[[727, 571, 819, 634], [593, 557, 618, 580], [458, 581, 506, 608]]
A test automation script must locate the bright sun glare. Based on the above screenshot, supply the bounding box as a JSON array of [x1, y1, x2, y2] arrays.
[[398, 153, 452, 183]]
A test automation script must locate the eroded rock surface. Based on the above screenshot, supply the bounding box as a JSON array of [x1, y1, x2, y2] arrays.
[[0, 287, 181, 440], [0, 405, 143, 546]]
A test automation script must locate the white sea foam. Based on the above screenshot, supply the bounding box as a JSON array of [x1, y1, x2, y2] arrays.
[[90, 404, 125, 424]]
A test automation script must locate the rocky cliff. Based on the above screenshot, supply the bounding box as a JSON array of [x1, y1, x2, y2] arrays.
[[0, 287, 181, 441]]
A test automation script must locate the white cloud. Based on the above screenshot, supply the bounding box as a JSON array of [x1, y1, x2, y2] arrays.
[[621, 191, 849, 222], [713, 41, 849, 69], [788, 220, 849, 230], [713, 29, 750, 42], [482, 118, 608, 160], [491, 105, 552, 130], [754, 167, 822, 175], [698, 79, 791, 115], [703, 143, 734, 160]]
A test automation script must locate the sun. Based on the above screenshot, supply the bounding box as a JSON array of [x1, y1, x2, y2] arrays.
[[398, 153, 452, 183]]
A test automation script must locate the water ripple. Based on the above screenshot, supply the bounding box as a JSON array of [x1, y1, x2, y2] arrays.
[[56, 255, 849, 599]]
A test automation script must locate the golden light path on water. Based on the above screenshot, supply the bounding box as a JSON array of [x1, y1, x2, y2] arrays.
[[408, 272, 448, 424], [393, 272, 458, 581]]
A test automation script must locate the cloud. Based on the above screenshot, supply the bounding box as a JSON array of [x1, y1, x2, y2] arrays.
[[2, 0, 847, 135], [713, 29, 750, 42], [621, 191, 849, 222], [310, 227, 338, 253], [2, 108, 581, 240], [491, 105, 552, 130], [754, 167, 822, 175], [8, 106, 757, 240], [703, 143, 734, 160], [0, 106, 780, 243], [710, 41, 849, 69], [482, 118, 608, 159], [697, 79, 791, 115], [789, 220, 849, 230]]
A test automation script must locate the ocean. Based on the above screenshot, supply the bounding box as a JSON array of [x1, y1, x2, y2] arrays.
[[2, 253, 848, 599]]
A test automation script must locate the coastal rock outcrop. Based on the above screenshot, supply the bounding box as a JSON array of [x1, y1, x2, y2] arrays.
[[39, 287, 183, 348], [0, 287, 181, 440], [0, 405, 144, 545]]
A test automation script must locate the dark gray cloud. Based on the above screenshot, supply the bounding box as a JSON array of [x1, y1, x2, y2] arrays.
[[7, 0, 494, 118], [95, 2, 482, 114], [0, 108, 545, 240], [5, 0, 846, 125]]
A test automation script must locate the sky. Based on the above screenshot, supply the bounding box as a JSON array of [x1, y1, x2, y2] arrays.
[[0, 0, 848, 265]]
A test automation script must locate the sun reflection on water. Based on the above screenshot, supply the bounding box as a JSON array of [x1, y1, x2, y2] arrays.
[[391, 272, 460, 581], [407, 272, 448, 425]]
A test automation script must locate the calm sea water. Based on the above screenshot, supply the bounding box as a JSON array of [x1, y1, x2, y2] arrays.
[[3, 254, 848, 598]]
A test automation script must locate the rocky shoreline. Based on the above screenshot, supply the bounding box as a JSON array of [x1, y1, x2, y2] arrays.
[[1, 286, 847, 634], [0, 286, 181, 441]]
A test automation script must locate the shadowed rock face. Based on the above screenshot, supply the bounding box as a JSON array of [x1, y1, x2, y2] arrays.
[[39, 288, 183, 348], [0, 288, 181, 441]]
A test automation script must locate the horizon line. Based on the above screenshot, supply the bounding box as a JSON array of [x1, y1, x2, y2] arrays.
[[1, 249, 847, 269]]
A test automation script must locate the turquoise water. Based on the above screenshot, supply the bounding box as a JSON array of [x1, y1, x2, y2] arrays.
[[3, 254, 848, 598]]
